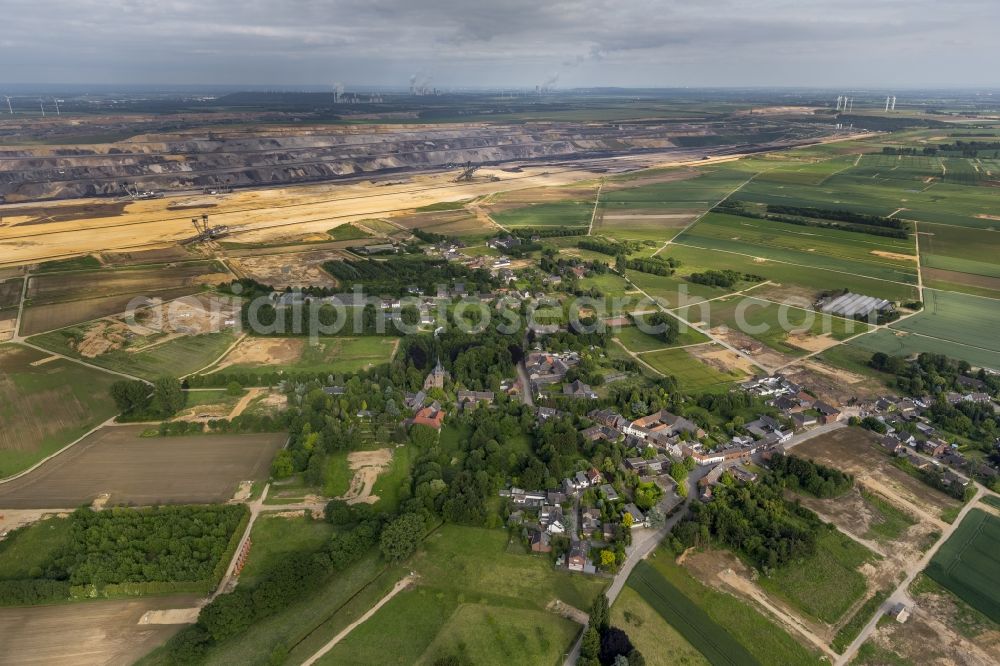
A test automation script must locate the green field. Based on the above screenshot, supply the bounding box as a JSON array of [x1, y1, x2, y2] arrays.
[[637, 550, 824, 665], [891, 290, 1000, 354], [239, 516, 335, 586], [0, 516, 72, 580], [625, 270, 723, 308], [611, 586, 709, 666], [640, 346, 747, 391], [28, 329, 239, 380], [847, 287, 1000, 370], [615, 322, 710, 353], [758, 530, 875, 625], [0, 343, 120, 477], [327, 223, 372, 241], [924, 508, 1000, 623], [861, 491, 918, 543], [919, 222, 1000, 279], [190, 552, 406, 666], [211, 336, 399, 377], [664, 244, 919, 303], [676, 213, 918, 285], [370, 445, 413, 513], [491, 201, 593, 228], [314, 526, 606, 665], [678, 295, 869, 357]]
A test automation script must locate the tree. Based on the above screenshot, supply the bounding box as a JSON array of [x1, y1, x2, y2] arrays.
[[379, 513, 425, 562], [271, 451, 294, 479], [226, 381, 244, 396], [590, 593, 610, 631], [599, 627, 635, 665], [153, 376, 185, 416], [109, 379, 151, 415], [600, 550, 617, 571], [580, 626, 601, 665]]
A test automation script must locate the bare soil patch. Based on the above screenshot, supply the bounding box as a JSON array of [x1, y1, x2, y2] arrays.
[[230, 251, 339, 289], [0, 595, 200, 666], [0, 425, 285, 508], [211, 336, 304, 372], [870, 250, 917, 262], [338, 449, 393, 505], [709, 325, 795, 370], [923, 267, 1000, 292], [863, 592, 1000, 666], [782, 358, 885, 405], [687, 343, 756, 375], [786, 332, 840, 353], [793, 428, 960, 520]]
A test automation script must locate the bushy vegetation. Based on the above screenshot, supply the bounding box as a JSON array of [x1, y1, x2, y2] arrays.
[[673, 478, 826, 573], [322, 256, 498, 296], [0, 505, 246, 605], [686, 269, 763, 289], [620, 255, 678, 276], [769, 453, 854, 498], [717, 201, 910, 239], [577, 237, 643, 257], [110, 376, 184, 421]]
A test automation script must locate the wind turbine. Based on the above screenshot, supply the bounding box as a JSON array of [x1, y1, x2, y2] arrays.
[[54, 98, 60, 116], [38, 99, 45, 117], [3, 96, 12, 114]]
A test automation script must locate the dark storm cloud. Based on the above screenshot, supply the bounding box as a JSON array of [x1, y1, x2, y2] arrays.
[[2, 0, 997, 87]]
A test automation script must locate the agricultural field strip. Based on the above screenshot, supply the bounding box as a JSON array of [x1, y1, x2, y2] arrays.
[[621, 271, 770, 373], [16, 338, 146, 382], [674, 240, 921, 289], [632, 341, 715, 355], [660, 165, 775, 248], [611, 338, 672, 378]]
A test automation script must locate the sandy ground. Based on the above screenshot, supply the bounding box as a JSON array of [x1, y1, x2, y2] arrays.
[[862, 590, 1000, 665], [229, 251, 342, 289], [786, 332, 841, 354], [709, 325, 795, 370], [783, 358, 884, 405], [210, 336, 304, 372], [338, 449, 393, 505], [870, 250, 917, 262], [0, 595, 200, 666], [687, 344, 757, 375], [0, 509, 71, 537], [0, 148, 775, 267]]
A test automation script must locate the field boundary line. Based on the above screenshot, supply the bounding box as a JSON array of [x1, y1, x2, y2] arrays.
[[634, 341, 714, 355], [0, 414, 117, 485], [184, 331, 247, 378], [15, 339, 147, 382], [618, 274, 771, 374], [672, 241, 920, 290]]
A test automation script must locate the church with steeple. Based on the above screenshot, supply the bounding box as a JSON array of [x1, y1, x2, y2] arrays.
[[423, 358, 450, 390]]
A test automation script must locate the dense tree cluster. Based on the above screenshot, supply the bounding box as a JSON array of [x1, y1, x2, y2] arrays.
[[577, 238, 643, 257], [870, 352, 1000, 397], [111, 377, 184, 421], [674, 479, 826, 573], [322, 256, 497, 297], [769, 453, 854, 498], [0, 506, 246, 606], [686, 269, 764, 289], [618, 255, 678, 276]]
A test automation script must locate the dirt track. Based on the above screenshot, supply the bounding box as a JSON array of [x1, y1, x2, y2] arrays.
[[0, 425, 285, 509]]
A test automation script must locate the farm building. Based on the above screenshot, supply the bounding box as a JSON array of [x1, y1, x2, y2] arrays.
[[820, 292, 894, 318]]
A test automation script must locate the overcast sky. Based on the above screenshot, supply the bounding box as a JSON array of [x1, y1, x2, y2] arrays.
[[2, 0, 997, 89]]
